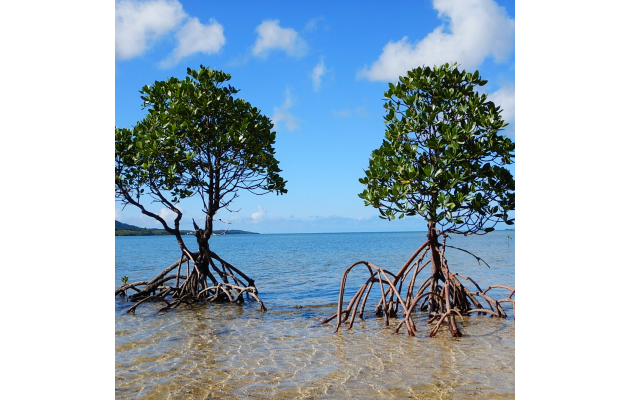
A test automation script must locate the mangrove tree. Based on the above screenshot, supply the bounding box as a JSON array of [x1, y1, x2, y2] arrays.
[[322, 63, 515, 337], [115, 66, 287, 313]]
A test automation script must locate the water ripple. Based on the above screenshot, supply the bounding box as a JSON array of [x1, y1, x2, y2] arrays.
[[116, 231, 515, 399]]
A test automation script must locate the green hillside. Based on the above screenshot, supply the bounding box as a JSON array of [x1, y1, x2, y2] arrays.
[[115, 220, 172, 236], [115, 221, 258, 236]]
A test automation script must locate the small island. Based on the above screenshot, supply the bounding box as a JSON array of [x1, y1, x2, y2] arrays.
[[115, 221, 258, 236]]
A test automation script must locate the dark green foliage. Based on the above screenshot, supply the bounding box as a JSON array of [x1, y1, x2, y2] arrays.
[[114, 220, 170, 236], [359, 63, 514, 235], [115, 66, 287, 232], [114, 66, 281, 312]]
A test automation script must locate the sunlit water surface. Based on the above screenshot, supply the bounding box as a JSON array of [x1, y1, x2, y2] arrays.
[[116, 231, 515, 399]]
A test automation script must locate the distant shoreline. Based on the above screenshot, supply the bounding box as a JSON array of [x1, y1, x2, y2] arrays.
[[115, 220, 258, 236], [115, 230, 515, 236], [115, 230, 259, 236], [115, 220, 513, 236]]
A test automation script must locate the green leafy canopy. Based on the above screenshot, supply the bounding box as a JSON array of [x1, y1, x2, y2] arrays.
[[115, 66, 287, 229], [359, 63, 515, 235]]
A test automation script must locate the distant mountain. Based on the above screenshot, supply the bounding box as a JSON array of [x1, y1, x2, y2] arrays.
[[115, 221, 258, 236], [115, 220, 161, 230], [115, 220, 171, 236]]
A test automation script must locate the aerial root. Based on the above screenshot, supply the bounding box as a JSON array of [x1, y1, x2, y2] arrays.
[[116, 251, 266, 313], [322, 240, 515, 337], [127, 293, 171, 314], [428, 309, 464, 337]]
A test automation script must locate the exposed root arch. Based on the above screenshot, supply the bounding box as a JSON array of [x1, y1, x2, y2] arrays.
[[116, 250, 266, 314], [321, 233, 515, 337]]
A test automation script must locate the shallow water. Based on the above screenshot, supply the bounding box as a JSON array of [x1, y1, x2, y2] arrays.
[[116, 231, 515, 399]]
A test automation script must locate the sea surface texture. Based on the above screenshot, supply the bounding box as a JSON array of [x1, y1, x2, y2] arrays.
[[116, 231, 515, 399]]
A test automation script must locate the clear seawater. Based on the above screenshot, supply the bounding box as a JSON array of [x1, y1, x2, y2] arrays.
[[115, 231, 515, 399]]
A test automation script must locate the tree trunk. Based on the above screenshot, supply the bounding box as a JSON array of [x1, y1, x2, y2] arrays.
[[427, 222, 445, 314]]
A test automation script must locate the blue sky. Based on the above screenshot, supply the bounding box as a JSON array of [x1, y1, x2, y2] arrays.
[[115, 0, 516, 234]]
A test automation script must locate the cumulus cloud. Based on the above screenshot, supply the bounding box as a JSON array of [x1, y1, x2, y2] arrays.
[[252, 20, 307, 58], [487, 83, 515, 137], [160, 17, 225, 67], [358, 0, 514, 81], [488, 83, 515, 125], [115, 0, 186, 60], [311, 57, 327, 91], [251, 205, 267, 223], [159, 207, 177, 223], [271, 88, 300, 131]]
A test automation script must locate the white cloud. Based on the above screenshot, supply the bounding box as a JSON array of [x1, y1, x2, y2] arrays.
[[159, 207, 177, 223], [488, 83, 515, 126], [271, 88, 300, 131], [311, 57, 327, 92], [136, 213, 162, 228], [304, 17, 324, 33], [332, 106, 369, 119], [251, 205, 267, 223], [487, 83, 515, 137], [115, 0, 186, 60], [160, 17, 225, 67], [358, 0, 514, 81], [227, 215, 243, 223], [280, 88, 293, 109], [272, 110, 300, 131], [252, 20, 307, 58]]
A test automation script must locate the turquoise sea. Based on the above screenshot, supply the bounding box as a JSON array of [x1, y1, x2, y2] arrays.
[[115, 231, 515, 399]]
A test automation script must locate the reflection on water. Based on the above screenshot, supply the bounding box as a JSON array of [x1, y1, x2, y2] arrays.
[[116, 231, 515, 399]]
